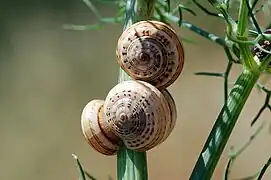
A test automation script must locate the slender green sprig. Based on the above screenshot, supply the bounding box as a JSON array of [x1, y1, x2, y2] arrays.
[[73, 154, 113, 180], [223, 120, 266, 180], [257, 157, 271, 180], [251, 82, 271, 126], [73, 154, 87, 180]]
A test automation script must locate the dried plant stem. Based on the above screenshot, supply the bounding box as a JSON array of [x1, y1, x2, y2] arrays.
[[117, 0, 156, 180]]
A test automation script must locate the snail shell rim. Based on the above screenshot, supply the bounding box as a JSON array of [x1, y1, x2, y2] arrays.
[[81, 99, 119, 156]]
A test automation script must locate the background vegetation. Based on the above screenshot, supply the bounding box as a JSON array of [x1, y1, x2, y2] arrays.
[[1, 0, 271, 179]]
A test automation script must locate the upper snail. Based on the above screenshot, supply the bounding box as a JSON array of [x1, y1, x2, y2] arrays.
[[116, 20, 185, 90]]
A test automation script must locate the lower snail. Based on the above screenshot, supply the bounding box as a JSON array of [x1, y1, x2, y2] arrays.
[[104, 80, 177, 151], [116, 20, 185, 90], [81, 80, 178, 154]]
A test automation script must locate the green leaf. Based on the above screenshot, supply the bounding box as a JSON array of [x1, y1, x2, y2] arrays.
[[81, 0, 102, 19], [72, 154, 86, 180], [100, 17, 118, 23], [194, 72, 224, 77], [178, 6, 183, 26], [155, 7, 167, 23], [84, 171, 98, 180], [191, 0, 219, 17], [62, 24, 102, 31], [178, 4, 196, 16], [166, 0, 170, 12]]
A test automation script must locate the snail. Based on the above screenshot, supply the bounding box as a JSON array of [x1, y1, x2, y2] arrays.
[[116, 20, 185, 90], [103, 80, 177, 151], [81, 99, 120, 155], [81, 20, 181, 154]]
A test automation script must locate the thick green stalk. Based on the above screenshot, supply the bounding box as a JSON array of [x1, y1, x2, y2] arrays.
[[189, 1, 262, 179], [189, 69, 260, 180], [117, 0, 156, 180], [237, 0, 259, 71]]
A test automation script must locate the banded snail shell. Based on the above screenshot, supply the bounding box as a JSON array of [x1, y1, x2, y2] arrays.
[[159, 89, 177, 144], [135, 89, 177, 151], [103, 80, 173, 151], [81, 100, 120, 155], [116, 20, 185, 90]]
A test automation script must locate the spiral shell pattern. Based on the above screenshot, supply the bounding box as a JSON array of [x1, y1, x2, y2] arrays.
[[104, 80, 171, 151], [116, 20, 185, 90], [81, 100, 120, 155]]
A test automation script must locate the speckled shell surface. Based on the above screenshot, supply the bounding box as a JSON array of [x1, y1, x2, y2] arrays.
[[116, 20, 185, 90], [103, 80, 171, 151], [81, 100, 119, 155]]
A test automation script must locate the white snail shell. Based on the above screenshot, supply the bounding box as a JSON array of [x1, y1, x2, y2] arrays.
[[81, 100, 120, 155], [116, 20, 185, 90], [103, 80, 175, 151]]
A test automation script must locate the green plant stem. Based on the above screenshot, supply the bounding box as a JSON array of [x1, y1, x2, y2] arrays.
[[117, 0, 156, 180], [189, 69, 260, 180], [237, 0, 259, 71]]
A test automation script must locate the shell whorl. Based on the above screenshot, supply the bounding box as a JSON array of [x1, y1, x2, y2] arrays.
[[116, 20, 185, 90], [103, 80, 171, 151], [81, 100, 120, 155], [160, 89, 177, 143]]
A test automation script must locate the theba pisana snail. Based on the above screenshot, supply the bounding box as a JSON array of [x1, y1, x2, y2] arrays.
[[81, 20, 184, 156], [104, 80, 177, 151], [116, 20, 185, 90], [81, 81, 177, 154]]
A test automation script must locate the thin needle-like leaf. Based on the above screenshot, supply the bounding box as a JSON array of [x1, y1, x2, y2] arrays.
[[194, 72, 224, 77], [62, 24, 102, 31], [72, 154, 86, 180], [191, 0, 221, 17], [81, 0, 102, 19], [178, 6, 183, 26], [257, 157, 271, 180], [178, 4, 196, 16], [84, 171, 98, 180]]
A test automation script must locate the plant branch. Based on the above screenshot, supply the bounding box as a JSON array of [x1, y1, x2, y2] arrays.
[[257, 157, 271, 179], [189, 70, 260, 180], [224, 120, 266, 179], [189, 1, 264, 179], [117, 1, 156, 180]]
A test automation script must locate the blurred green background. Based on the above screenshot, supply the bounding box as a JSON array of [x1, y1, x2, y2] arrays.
[[1, 1, 271, 179]]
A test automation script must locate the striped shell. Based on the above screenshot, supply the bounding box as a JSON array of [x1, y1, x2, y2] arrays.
[[116, 20, 185, 90], [81, 100, 120, 155], [103, 80, 174, 151], [159, 89, 177, 144]]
